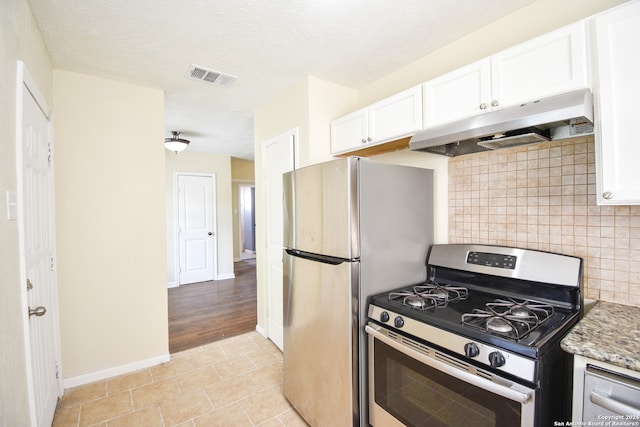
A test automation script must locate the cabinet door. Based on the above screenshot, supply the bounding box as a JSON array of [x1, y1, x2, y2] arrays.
[[331, 107, 368, 154], [491, 21, 588, 109], [368, 85, 423, 143], [423, 59, 491, 127], [592, 0, 640, 205]]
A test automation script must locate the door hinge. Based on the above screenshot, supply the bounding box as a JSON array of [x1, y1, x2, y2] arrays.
[[55, 361, 59, 379], [50, 255, 55, 271], [26, 278, 33, 291], [47, 142, 52, 164]]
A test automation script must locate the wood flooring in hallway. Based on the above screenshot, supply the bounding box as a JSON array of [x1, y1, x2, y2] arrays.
[[168, 259, 257, 353]]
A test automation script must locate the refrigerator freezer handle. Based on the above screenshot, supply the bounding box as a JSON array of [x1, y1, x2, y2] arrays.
[[284, 248, 349, 265]]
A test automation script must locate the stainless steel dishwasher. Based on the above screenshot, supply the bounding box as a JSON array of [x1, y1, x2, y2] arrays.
[[583, 364, 640, 421]]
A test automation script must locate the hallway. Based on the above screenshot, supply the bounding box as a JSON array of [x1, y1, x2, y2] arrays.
[[168, 259, 257, 353]]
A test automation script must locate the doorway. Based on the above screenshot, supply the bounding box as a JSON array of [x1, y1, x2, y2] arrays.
[[239, 184, 256, 260], [261, 128, 297, 350]]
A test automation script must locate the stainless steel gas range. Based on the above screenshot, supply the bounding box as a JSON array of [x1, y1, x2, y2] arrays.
[[366, 244, 583, 427]]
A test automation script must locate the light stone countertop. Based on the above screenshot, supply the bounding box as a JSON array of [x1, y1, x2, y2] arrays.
[[561, 300, 640, 373]]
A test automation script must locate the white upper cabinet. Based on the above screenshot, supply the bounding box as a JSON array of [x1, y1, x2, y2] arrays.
[[423, 59, 491, 127], [330, 107, 369, 155], [591, 0, 640, 205], [492, 21, 588, 109], [331, 85, 422, 155], [368, 85, 423, 143], [423, 21, 588, 127]]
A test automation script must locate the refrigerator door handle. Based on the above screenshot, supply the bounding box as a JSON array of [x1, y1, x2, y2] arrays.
[[284, 248, 349, 265]]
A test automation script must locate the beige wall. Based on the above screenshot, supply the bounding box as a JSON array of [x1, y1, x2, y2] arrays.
[[53, 70, 168, 381], [165, 151, 235, 285], [0, 0, 54, 422], [231, 158, 255, 180], [307, 76, 359, 165], [231, 158, 255, 260], [252, 0, 629, 334]]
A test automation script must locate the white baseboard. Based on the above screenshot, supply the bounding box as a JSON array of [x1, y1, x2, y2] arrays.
[[63, 353, 170, 389], [255, 324, 267, 338], [215, 273, 235, 280], [167, 281, 179, 288]]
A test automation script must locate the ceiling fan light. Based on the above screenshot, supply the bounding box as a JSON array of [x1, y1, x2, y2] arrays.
[[165, 131, 190, 153]]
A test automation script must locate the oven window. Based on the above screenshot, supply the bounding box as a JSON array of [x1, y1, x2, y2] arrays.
[[373, 339, 522, 427]]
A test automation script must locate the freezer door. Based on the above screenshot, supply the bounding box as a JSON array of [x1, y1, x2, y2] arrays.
[[283, 157, 358, 259], [283, 250, 357, 427]]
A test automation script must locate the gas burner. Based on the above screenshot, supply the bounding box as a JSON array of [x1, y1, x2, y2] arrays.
[[461, 298, 554, 340], [388, 282, 468, 310], [405, 295, 430, 309], [486, 316, 514, 333], [388, 290, 440, 310], [486, 299, 554, 322], [414, 282, 468, 304]]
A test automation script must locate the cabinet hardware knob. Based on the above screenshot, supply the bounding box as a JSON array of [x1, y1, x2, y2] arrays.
[[479, 103, 487, 110], [29, 306, 47, 317], [361, 139, 367, 144], [603, 191, 613, 200], [367, 137, 372, 142], [491, 100, 499, 107]]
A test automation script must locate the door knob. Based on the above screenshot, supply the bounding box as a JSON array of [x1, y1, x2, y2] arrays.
[[29, 306, 47, 317], [208, 232, 213, 236]]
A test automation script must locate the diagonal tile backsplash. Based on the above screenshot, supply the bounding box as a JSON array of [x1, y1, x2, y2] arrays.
[[449, 135, 640, 307]]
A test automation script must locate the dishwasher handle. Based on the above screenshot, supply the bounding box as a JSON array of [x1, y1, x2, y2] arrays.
[[590, 390, 640, 416]]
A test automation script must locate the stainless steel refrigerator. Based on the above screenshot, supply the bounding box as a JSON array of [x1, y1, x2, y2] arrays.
[[283, 157, 434, 427]]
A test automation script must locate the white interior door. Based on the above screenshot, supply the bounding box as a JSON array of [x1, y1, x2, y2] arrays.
[[19, 65, 61, 427], [262, 129, 296, 350], [178, 174, 216, 285]]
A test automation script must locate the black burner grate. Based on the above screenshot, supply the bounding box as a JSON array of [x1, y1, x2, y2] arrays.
[[461, 298, 554, 340], [388, 282, 468, 310]]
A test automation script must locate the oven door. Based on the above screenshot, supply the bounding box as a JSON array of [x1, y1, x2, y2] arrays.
[[366, 323, 536, 427]]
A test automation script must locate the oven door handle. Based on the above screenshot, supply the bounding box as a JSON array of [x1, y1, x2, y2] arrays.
[[366, 324, 533, 404], [590, 391, 640, 416]]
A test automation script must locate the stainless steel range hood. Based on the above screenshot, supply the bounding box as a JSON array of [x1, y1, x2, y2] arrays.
[[409, 89, 594, 157]]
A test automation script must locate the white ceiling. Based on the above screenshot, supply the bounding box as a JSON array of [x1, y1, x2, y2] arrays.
[[27, 0, 535, 160]]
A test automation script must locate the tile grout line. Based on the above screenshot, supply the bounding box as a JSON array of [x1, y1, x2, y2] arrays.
[[55, 332, 298, 427]]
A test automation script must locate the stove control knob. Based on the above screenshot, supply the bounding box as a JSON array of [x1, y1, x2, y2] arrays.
[[394, 316, 404, 328], [380, 311, 390, 323], [464, 342, 479, 359], [489, 351, 506, 368]]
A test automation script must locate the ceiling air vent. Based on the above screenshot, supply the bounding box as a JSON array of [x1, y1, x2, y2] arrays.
[[187, 65, 237, 87]]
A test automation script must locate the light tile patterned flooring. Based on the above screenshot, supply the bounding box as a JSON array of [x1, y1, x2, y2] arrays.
[[52, 332, 308, 427]]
